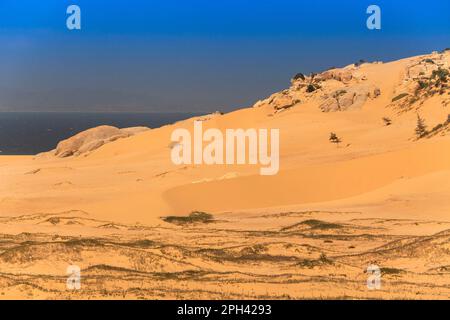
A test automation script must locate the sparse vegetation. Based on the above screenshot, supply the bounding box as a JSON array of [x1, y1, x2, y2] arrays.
[[319, 253, 333, 264], [425, 114, 450, 137], [380, 267, 405, 275], [47, 217, 61, 225], [429, 123, 445, 135], [1, 208, 448, 299], [198, 247, 296, 264], [382, 117, 392, 126], [162, 211, 214, 225], [125, 239, 155, 248], [415, 114, 428, 138], [301, 219, 343, 230], [292, 73, 306, 81], [239, 244, 267, 255], [354, 59, 367, 67], [333, 89, 347, 98], [62, 238, 104, 248], [306, 84, 320, 93], [297, 253, 333, 268], [411, 67, 450, 105], [329, 132, 342, 147], [432, 68, 449, 83], [417, 80, 429, 90]]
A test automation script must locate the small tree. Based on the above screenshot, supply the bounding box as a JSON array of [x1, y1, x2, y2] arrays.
[[355, 59, 367, 67], [306, 84, 317, 93], [292, 72, 306, 81], [382, 117, 392, 126], [415, 114, 428, 138], [329, 132, 342, 147]]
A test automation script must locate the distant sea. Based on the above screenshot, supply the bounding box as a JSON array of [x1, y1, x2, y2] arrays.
[[0, 112, 200, 155]]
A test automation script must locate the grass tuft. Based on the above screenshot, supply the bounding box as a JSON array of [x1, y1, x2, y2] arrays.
[[301, 219, 343, 230], [162, 211, 214, 225]]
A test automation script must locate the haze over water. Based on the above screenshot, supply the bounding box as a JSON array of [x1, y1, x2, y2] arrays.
[[0, 112, 198, 155]]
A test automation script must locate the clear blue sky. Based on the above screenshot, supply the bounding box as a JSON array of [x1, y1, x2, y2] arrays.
[[1, 0, 449, 112]]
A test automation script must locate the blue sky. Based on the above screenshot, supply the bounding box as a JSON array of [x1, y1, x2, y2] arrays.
[[0, 0, 449, 112]]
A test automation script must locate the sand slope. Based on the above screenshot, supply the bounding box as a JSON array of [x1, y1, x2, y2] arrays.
[[1, 51, 450, 299]]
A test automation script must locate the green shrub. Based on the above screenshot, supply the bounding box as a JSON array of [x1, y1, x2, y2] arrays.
[[432, 68, 449, 82], [380, 267, 405, 275], [415, 114, 428, 138], [292, 73, 306, 81], [301, 219, 342, 230], [333, 90, 347, 98], [306, 84, 320, 93], [354, 59, 367, 67], [162, 211, 214, 225], [417, 80, 429, 90], [329, 132, 342, 146]]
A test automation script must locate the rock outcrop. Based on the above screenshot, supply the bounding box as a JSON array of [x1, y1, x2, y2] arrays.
[[253, 90, 302, 111], [391, 51, 450, 110], [319, 85, 381, 112], [52, 125, 150, 158], [253, 62, 381, 113]]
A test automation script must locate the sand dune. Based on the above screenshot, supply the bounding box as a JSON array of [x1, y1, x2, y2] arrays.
[[163, 139, 450, 214], [1, 51, 450, 299]]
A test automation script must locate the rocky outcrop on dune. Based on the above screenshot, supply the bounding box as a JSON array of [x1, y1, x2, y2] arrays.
[[254, 50, 450, 114], [49, 125, 149, 158], [391, 50, 450, 111], [120, 126, 150, 136], [253, 61, 382, 112], [194, 111, 223, 122], [319, 84, 381, 112]]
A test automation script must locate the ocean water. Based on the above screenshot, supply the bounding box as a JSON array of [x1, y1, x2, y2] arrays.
[[0, 112, 199, 155]]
